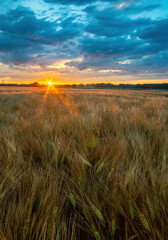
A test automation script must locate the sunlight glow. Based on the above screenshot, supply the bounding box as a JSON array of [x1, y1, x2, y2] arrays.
[[42, 82, 76, 115], [48, 81, 53, 85]]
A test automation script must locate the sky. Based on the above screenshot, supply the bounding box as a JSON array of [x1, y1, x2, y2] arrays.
[[0, 0, 168, 84]]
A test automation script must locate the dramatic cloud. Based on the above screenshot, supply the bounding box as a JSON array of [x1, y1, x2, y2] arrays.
[[139, 19, 168, 43], [84, 6, 153, 38], [43, 0, 111, 5], [66, 3, 168, 75], [0, 0, 168, 83], [0, 6, 82, 65], [122, 3, 161, 13]]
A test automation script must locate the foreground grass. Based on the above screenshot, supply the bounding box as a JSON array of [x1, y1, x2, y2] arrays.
[[0, 88, 168, 240]]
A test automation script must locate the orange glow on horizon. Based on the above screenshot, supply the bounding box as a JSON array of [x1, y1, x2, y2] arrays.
[[2, 78, 168, 85], [46, 78, 54, 86]]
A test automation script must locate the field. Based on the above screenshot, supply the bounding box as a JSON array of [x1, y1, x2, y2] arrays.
[[0, 86, 168, 240]]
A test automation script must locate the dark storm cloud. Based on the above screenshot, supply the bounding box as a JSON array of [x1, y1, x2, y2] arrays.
[[0, 7, 52, 35], [0, 32, 29, 52], [64, 4, 168, 75], [43, 0, 161, 10], [0, 6, 83, 43], [43, 0, 111, 5], [0, 6, 82, 64], [80, 36, 145, 57], [84, 5, 154, 38], [123, 4, 161, 13], [139, 19, 168, 43], [0, 1, 168, 78]]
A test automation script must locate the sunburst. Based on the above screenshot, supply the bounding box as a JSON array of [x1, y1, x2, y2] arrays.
[[48, 81, 53, 86], [42, 79, 74, 115]]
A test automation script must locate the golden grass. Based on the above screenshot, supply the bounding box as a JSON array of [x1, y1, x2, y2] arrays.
[[0, 87, 168, 239]]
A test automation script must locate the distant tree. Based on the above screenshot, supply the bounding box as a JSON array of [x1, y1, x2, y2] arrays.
[[32, 82, 39, 87]]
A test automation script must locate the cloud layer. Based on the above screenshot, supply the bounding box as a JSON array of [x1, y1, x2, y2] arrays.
[[43, 0, 113, 5], [0, 0, 168, 82]]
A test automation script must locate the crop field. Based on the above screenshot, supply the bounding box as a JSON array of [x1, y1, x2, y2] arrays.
[[0, 87, 168, 240]]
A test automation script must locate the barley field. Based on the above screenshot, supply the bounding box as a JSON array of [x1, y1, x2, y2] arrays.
[[0, 87, 168, 240]]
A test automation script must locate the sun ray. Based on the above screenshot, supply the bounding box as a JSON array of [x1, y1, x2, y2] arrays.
[[43, 85, 50, 103], [42, 81, 77, 115], [50, 85, 75, 115]]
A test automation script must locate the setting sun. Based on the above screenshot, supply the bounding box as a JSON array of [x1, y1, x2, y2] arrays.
[[48, 81, 53, 85]]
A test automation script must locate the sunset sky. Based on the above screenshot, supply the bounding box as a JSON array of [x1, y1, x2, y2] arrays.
[[0, 0, 168, 84]]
